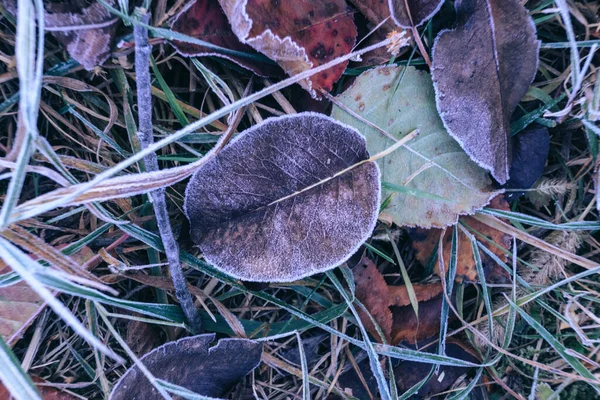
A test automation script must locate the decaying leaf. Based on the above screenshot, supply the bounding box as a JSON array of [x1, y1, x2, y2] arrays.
[[390, 292, 447, 345], [412, 195, 512, 283], [217, 0, 357, 96], [185, 113, 380, 282], [331, 66, 497, 228], [431, 0, 540, 184], [353, 257, 444, 344], [388, 0, 444, 27], [505, 126, 550, 200], [394, 338, 480, 396], [1, 0, 119, 70], [170, 0, 280, 76], [110, 334, 262, 400], [0, 246, 95, 345]]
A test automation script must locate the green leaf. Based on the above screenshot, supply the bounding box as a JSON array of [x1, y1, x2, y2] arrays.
[[331, 66, 497, 228]]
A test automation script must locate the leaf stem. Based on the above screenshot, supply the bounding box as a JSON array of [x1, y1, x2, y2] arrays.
[[134, 9, 202, 333]]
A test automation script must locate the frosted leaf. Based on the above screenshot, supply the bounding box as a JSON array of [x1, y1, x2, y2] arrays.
[[184, 113, 380, 282], [110, 334, 262, 399]]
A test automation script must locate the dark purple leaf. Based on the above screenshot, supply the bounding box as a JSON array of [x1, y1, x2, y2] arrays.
[[505, 126, 550, 200], [110, 334, 262, 400]]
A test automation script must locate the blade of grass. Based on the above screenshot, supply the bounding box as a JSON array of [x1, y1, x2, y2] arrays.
[[327, 271, 393, 400], [0, 335, 41, 400]]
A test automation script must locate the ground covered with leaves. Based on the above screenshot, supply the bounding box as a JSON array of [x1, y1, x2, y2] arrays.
[[0, 0, 599, 399]]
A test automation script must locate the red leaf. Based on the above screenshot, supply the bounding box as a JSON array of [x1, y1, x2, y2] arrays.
[[171, 0, 280, 76], [219, 0, 358, 97]]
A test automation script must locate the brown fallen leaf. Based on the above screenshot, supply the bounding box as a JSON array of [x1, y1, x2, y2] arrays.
[[125, 319, 162, 357], [0, 376, 78, 400], [0, 246, 96, 346], [394, 338, 480, 396], [388, 0, 444, 28], [170, 0, 281, 76], [2, 0, 119, 70], [431, 0, 540, 183], [218, 0, 357, 96], [412, 195, 512, 283], [353, 257, 444, 344]]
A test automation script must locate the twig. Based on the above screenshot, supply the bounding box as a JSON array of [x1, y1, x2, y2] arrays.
[[133, 9, 202, 333]]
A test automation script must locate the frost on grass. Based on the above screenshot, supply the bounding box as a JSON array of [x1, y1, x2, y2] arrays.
[[110, 334, 262, 399], [184, 113, 381, 282], [431, 0, 540, 184]]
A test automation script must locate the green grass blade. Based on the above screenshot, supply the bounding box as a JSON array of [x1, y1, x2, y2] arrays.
[[0, 335, 41, 400]]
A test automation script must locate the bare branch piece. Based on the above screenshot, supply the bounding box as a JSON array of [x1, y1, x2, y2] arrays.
[[133, 8, 202, 333]]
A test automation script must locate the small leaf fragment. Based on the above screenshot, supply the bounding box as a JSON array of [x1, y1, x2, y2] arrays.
[[170, 0, 280, 76], [110, 334, 262, 400], [331, 66, 497, 228], [388, 0, 444, 28], [431, 0, 540, 183], [0, 246, 96, 345], [185, 113, 380, 282], [217, 0, 357, 96]]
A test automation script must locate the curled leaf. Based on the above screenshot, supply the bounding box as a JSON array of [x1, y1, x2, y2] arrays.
[[331, 66, 497, 228], [170, 0, 280, 76], [184, 113, 380, 282], [388, 0, 444, 28], [217, 0, 357, 96], [110, 334, 262, 399], [431, 0, 540, 183]]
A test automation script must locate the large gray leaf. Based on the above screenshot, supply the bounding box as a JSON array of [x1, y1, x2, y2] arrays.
[[184, 113, 380, 282], [331, 66, 497, 228], [110, 334, 262, 400], [431, 0, 540, 184], [388, 0, 444, 27]]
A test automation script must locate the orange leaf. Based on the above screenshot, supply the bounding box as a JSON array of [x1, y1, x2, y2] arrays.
[[412, 195, 511, 283], [353, 257, 445, 345]]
